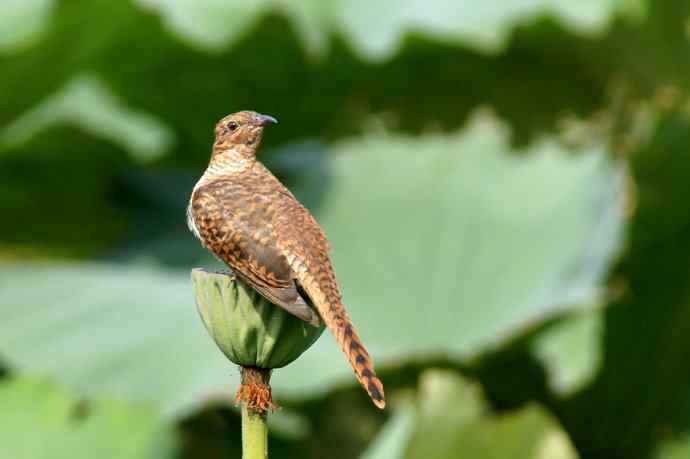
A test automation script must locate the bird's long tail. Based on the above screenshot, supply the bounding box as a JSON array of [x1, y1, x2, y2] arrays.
[[301, 278, 385, 409]]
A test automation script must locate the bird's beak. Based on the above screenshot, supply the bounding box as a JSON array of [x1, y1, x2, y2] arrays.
[[255, 113, 278, 125]]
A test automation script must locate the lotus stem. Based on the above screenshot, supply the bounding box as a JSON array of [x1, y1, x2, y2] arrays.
[[238, 366, 272, 459], [242, 401, 268, 459]]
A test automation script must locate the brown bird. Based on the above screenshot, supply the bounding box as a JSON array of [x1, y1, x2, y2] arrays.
[[187, 110, 385, 409]]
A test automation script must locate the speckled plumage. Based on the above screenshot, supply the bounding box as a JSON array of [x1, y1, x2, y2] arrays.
[[188, 111, 385, 409]]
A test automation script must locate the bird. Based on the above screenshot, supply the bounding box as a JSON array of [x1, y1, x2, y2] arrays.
[[187, 110, 385, 409]]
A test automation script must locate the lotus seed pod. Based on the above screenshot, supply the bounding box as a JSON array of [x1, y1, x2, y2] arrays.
[[191, 268, 325, 369]]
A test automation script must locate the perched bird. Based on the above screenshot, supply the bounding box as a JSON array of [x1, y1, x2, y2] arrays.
[[187, 111, 385, 409]]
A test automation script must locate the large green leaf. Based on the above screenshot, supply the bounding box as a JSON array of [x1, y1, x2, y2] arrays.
[[334, 0, 645, 61], [0, 376, 177, 459], [0, 117, 625, 415], [0, 264, 226, 418], [0, 73, 175, 163], [277, 116, 625, 397], [134, 0, 644, 59], [361, 370, 578, 459]]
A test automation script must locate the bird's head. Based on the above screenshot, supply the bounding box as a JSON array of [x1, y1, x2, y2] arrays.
[[213, 111, 278, 151]]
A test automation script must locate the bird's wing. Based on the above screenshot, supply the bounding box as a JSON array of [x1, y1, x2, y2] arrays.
[[270, 179, 387, 409], [190, 179, 320, 326]]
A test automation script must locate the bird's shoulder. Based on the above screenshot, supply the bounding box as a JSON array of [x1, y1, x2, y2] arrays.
[[191, 163, 332, 255], [249, 162, 333, 257]]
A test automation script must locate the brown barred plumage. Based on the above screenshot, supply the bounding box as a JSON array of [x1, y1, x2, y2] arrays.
[[188, 111, 385, 409]]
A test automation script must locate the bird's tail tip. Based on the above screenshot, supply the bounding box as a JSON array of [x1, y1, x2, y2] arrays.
[[369, 388, 386, 410], [369, 379, 386, 409], [344, 325, 386, 409]]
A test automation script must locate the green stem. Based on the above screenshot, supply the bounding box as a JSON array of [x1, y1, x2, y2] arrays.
[[238, 367, 273, 459], [242, 404, 268, 459]]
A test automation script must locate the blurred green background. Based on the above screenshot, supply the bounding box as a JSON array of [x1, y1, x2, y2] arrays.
[[1, 1, 690, 458]]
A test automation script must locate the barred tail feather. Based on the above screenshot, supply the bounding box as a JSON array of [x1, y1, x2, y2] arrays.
[[301, 279, 385, 408], [339, 314, 386, 409]]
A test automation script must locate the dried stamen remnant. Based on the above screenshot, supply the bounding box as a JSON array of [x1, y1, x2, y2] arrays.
[[235, 366, 277, 414]]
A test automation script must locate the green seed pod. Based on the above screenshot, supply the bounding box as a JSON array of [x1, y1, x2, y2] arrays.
[[191, 268, 325, 369]]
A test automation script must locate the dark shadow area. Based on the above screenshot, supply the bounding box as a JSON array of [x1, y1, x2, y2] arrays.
[[558, 110, 690, 459]]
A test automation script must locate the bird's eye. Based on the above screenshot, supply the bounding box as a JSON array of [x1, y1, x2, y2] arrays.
[[227, 121, 239, 131]]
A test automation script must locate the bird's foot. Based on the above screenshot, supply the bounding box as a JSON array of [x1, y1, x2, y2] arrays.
[[214, 269, 236, 279]]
